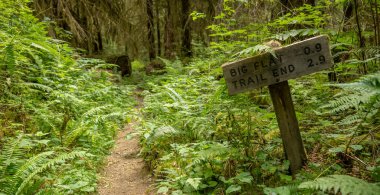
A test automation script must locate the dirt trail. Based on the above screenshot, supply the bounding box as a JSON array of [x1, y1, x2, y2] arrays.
[[98, 92, 152, 195]]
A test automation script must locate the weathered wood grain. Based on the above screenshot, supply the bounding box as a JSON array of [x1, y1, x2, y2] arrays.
[[222, 35, 333, 95], [269, 81, 307, 174]]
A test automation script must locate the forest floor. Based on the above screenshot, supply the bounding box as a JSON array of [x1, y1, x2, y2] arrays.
[[97, 91, 152, 195]]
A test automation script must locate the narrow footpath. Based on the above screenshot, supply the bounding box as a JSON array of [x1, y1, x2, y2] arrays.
[[98, 92, 152, 195]]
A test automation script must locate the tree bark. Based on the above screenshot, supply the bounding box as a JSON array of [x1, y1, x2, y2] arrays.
[[156, 0, 162, 56], [147, 0, 156, 60], [353, 0, 367, 74], [205, 0, 217, 45], [164, 0, 175, 58], [370, 0, 378, 47], [181, 0, 192, 57], [343, 1, 354, 32], [373, 0, 380, 46]]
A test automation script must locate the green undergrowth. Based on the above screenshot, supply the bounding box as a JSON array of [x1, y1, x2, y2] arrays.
[[136, 54, 379, 194], [135, 1, 380, 194], [0, 0, 135, 194]]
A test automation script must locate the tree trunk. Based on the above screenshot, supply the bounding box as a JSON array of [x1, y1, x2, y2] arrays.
[[369, 0, 378, 47], [353, 0, 367, 74], [343, 1, 354, 32], [147, 0, 156, 60], [181, 0, 192, 57], [97, 31, 103, 52], [373, 0, 380, 47], [156, 0, 162, 56], [164, 0, 175, 58], [280, 0, 315, 12]]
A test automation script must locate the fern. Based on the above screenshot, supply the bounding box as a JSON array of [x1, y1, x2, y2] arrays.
[[81, 105, 112, 119], [0, 0, 135, 193], [22, 82, 53, 92], [233, 44, 273, 58], [324, 73, 380, 125], [10, 151, 54, 194], [64, 125, 86, 147], [14, 150, 87, 195], [4, 42, 15, 73], [270, 28, 320, 41], [98, 111, 125, 122], [299, 175, 380, 195], [0, 136, 23, 178], [264, 185, 298, 195]]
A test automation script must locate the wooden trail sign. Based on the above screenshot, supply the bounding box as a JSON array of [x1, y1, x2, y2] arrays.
[[222, 35, 333, 175], [222, 35, 333, 95]]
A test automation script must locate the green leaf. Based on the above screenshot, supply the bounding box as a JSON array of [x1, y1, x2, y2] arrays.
[[226, 185, 241, 194], [279, 174, 293, 182], [5, 43, 15, 73], [235, 172, 253, 184], [350, 145, 363, 151], [328, 147, 345, 153], [31, 42, 49, 52], [264, 186, 292, 195], [157, 186, 169, 194], [186, 178, 202, 190], [172, 190, 184, 195], [207, 181, 218, 187]]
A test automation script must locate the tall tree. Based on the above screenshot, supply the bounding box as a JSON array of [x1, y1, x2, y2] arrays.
[[33, 0, 127, 54], [164, 0, 176, 58], [353, 0, 367, 74], [181, 0, 192, 57], [343, 0, 354, 32], [156, 0, 162, 56], [147, 0, 156, 60]]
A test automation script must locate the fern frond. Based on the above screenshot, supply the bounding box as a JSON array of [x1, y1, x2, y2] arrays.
[[82, 105, 112, 119], [233, 44, 272, 57], [165, 86, 184, 103], [22, 82, 53, 92], [327, 95, 365, 113], [0, 136, 23, 177], [352, 46, 380, 58], [150, 126, 179, 139], [324, 73, 380, 123], [339, 76, 380, 93], [197, 142, 230, 160], [98, 111, 125, 122], [14, 150, 87, 195], [10, 151, 54, 193], [338, 113, 364, 125], [0, 137, 24, 194], [64, 126, 86, 147], [270, 28, 320, 41], [299, 175, 380, 195], [165, 86, 188, 110], [4, 43, 16, 73], [51, 91, 86, 105]]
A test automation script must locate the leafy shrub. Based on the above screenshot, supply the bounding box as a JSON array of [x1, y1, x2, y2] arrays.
[[0, 0, 135, 193]]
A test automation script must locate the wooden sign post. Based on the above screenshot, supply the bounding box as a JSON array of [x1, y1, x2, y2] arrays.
[[222, 35, 333, 174]]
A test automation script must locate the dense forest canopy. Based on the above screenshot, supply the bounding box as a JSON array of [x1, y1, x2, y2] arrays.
[[0, 0, 380, 194]]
